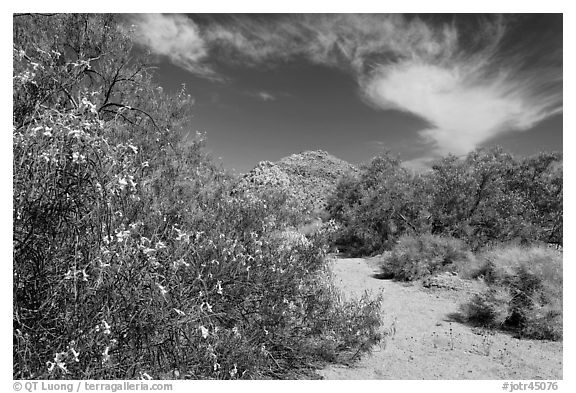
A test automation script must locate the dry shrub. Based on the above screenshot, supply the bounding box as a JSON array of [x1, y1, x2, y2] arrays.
[[460, 245, 562, 340], [380, 234, 473, 281]]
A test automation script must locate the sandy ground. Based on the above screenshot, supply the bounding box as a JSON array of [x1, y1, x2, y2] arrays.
[[318, 257, 563, 380]]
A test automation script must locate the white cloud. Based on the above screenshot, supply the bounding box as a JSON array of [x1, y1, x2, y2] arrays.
[[126, 14, 562, 157], [197, 15, 561, 156], [361, 57, 561, 156], [247, 91, 276, 102], [129, 14, 215, 78], [364, 62, 525, 155]]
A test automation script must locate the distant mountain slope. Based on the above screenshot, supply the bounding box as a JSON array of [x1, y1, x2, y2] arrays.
[[233, 150, 358, 214]]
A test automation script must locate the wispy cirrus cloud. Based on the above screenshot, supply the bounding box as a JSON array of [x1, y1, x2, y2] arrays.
[[358, 16, 562, 156], [128, 14, 562, 158], [246, 90, 276, 102], [362, 59, 562, 155]]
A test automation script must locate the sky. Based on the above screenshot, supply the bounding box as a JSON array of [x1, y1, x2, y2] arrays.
[[126, 13, 563, 173]]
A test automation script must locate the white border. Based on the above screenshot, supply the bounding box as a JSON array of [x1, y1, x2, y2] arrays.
[[2, 4, 572, 392]]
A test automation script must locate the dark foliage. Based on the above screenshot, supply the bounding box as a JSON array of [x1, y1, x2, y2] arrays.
[[327, 147, 562, 255]]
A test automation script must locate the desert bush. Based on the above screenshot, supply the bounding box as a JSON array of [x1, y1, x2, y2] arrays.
[[327, 147, 562, 256], [427, 147, 562, 250], [13, 14, 383, 380], [326, 153, 430, 256], [460, 245, 562, 340], [508, 154, 563, 247], [380, 234, 473, 281], [460, 288, 512, 328], [426, 149, 518, 247]]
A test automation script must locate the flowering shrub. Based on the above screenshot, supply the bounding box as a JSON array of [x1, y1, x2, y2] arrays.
[[13, 14, 383, 379], [13, 100, 383, 381]]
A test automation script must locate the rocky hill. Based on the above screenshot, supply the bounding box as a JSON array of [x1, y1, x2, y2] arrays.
[[233, 150, 358, 214]]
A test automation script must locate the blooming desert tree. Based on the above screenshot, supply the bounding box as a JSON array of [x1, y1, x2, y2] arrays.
[[13, 14, 382, 379]]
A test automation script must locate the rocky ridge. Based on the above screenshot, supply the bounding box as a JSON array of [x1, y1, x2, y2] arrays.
[[233, 150, 357, 213]]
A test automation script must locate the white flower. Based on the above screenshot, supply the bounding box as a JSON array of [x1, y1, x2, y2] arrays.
[[175, 259, 189, 268], [102, 320, 111, 335], [101, 346, 110, 365], [115, 230, 130, 243], [174, 228, 189, 242], [47, 352, 69, 374], [68, 129, 85, 139], [81, 97, 98, 114], [127, 175, 137, 189], [199, 325, 209, 339], [142, 247, 156, 255], [18, 70, 36, 83], [229, 364, 238, 378], [156, 283, 168, 297], [70, 348, 80, 362]]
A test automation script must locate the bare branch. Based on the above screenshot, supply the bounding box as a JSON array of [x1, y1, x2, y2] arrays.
[[14, 13, 57, 18], [98, 103, 160, 131]]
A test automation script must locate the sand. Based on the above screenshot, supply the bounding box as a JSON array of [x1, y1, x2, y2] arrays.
[[318, 257, 563, 380]]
